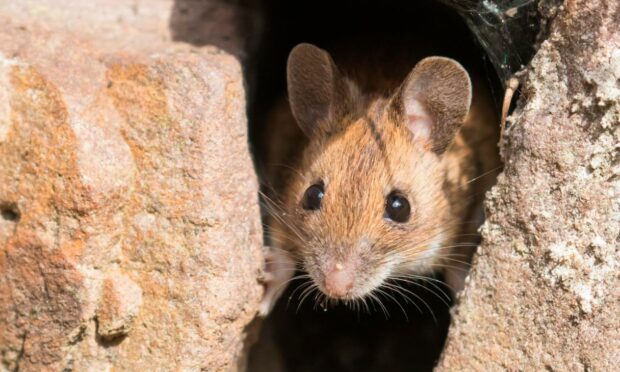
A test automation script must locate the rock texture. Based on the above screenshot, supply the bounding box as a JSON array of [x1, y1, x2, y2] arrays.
[[0, 1, 263, 371], [438, 0, 619, 370]]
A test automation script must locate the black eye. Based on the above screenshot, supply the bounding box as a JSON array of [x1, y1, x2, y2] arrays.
[[302, 183, 324, 210], [385, 191, 411, 223]]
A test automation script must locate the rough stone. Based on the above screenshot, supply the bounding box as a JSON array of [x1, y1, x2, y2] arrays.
[[0, 1, 263, 371], [96, 272, 143, 340], [437, 0, 619, 370]]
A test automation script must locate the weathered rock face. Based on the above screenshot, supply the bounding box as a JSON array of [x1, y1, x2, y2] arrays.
[[2, 0, 618, 370], [0, 1, 263, 371], [438, 0, 619, 369]]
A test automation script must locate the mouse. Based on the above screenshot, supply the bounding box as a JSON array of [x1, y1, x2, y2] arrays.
[[258, 43, 500, 316]]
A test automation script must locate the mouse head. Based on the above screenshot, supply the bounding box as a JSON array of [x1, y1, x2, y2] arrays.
[[283, 43, 472, 301]]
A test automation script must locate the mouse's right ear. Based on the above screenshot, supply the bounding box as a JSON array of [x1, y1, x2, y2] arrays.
[[390, 57, 472, 154], [287, 43, 354, 137]]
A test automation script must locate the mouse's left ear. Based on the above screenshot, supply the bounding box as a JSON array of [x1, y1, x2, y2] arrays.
[[287, 43, 358, 138], [390, 57, 472, 154]]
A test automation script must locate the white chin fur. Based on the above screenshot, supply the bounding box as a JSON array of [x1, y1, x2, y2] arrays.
[[350, 259, 395, 300], [393, 232, 446, 275], [352, 233, 448, 300], [311, 234, 448, 301]]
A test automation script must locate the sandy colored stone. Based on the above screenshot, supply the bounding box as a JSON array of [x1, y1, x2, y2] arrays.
[[96, 272, 143, 340], [0, 1, 263, 371], [438, 0, 619, 370], [0, 0, 256, 59]]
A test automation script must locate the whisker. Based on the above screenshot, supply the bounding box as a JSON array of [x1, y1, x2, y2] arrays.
[[379, 283, 414, 320], [368, 291, 389, 319], [269, 273, 310, 294], [390, 276, 451, 308], [297, 283, 319, 313], [287, 280, 313, 311]]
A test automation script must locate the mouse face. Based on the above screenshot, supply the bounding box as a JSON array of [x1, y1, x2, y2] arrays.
[[286, 117, 452, 300], [278, 43, 473, 301]]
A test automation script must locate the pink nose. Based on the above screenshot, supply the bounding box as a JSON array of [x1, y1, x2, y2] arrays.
[[324, 262, 354, 298]]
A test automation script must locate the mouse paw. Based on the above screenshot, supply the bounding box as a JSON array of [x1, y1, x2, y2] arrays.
[[443, 246, 476, 298], [444, 267, 467, 295], [258, 246, 295, 317]]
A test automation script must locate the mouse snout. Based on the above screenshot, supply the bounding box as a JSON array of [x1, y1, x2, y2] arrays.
[[323, 260, 355, 298]]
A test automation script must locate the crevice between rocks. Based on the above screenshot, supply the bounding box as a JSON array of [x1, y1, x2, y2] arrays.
[[244, 0, 544, 370]]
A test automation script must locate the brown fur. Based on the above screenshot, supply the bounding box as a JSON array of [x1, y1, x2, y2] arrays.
[[262, 43, 500, 303]]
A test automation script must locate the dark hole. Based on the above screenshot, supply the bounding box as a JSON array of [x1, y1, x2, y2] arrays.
[[247, 1, 503, 371], [1, 204, 20, 222], [250, 272, 453, 372]]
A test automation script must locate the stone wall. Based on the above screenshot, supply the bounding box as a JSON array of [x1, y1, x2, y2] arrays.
[[438, 0, 619, 369], [0, 1, 264, 370]]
